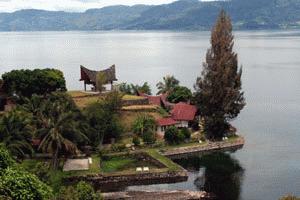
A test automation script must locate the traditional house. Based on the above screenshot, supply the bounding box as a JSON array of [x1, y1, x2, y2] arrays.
[[171, 102, 197, 128], [80, 65, 117, 91], [156, 102, 198, 136], [156, 117, 179, 137]]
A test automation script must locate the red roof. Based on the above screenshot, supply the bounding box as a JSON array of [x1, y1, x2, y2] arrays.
[[138, 92, 165, 106], [157, 118, 179, 126], [171, 102, 197, 121]]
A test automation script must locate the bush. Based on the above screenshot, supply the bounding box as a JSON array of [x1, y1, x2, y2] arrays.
[[0, 168, 53, 200], [142, 131, 156, 145], [164, 126, 179, 144], [76, 181, 95, 200], [57, 186, 78, 200], [164, 126, 186, 144], [2, 68, 66, 97], [56, 183, 103, 200], [180, 127, 191, 139], [132, 135, 141, 146], [0, 146, 15, 171]]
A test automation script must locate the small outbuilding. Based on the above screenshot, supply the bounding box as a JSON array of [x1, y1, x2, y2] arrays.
[[156, 117, 179, 137]]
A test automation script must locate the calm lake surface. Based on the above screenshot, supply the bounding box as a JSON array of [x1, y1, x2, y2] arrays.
[[1, 30, 300, 200]]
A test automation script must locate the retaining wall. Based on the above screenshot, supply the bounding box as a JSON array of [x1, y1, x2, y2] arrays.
[[162, 137, 245, 159]]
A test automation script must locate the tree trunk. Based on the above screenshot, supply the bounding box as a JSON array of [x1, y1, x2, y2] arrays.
[[52, 147, 59, 170]]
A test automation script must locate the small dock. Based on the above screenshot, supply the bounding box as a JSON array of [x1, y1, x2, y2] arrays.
[[103, 190, 215, 200], [161, 137, 245, 159]]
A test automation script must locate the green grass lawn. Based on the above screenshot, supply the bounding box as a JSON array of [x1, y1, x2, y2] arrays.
[[100, 154, 162, 174], [145, 149, 182, 172], [20, 155, 101, 192], [101, 156, 136, 173]]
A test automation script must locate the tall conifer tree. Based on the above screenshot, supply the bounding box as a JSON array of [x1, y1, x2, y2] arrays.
[[195, 10, 245, 139]]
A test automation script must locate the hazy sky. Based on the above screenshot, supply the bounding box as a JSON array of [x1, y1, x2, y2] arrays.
[[0, 0, 209, 13]]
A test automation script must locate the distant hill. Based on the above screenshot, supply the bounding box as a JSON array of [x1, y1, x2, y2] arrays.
[[0, 0, 300, 31]]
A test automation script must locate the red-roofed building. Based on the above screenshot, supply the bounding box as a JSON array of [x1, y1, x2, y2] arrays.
[[156, 102, 198, 136], [171, 102, 197, 128], [156, 117, 179, 136], [138, 92, 174, 109]]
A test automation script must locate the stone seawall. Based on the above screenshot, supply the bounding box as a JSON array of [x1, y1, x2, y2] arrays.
[[103, 190, 216, 200], [162, 137, 245, 159], [65, 171, 188, 192]]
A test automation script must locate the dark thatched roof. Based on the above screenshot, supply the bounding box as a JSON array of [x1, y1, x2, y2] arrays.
[[80, 65, 117, 85]]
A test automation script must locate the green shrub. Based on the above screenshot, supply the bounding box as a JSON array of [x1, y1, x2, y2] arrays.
[[142, 131, 156, 145], [132, 135, 141, 146], [76, 181, 95, 200], [164, 126, 178, 144], [164, 126, 186, 144], [0, 146, 15, 171], [56, 186, 78, 200], [56, 182, 103, 200], [177, 131, 185, 142], [0, 168, 52, 200], [180, 127, 191, 139]]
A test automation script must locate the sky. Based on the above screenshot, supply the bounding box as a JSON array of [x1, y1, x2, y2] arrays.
[[0, 0, 208, 13]]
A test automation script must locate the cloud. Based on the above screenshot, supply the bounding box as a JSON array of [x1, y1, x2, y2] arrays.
[[0, 0, 180, 12]]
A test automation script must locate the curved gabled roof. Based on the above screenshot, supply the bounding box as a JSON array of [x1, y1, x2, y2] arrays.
[[80, 65, 117, 84]]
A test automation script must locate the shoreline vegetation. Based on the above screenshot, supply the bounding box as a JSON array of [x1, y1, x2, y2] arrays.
[[0, 10, 259, 200]]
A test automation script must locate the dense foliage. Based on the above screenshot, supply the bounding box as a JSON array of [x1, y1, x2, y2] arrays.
[[84, 92, 123, 147], [167, 86, 192, 103], [21, 92, 89, 169], [0, 168, 53, 200], [156, 75, 179, 95], [0, 110, 34, 158], [57, 181, 102, 200], [0, 146, 52, 200], [118, 82, 151, 95], [164, 126, 187, 145], [142, 130, 156, 145], [132, 114, 156, 136], [194, 11, 245, 139], [2, 69, 66, 97], [0, 145, 15, 171], [132, 114, 157, 144]]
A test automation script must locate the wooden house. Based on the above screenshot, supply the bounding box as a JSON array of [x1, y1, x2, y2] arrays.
[[80, 65, 118, 91]]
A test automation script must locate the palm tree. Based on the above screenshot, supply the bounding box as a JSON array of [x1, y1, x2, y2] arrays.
[[132, 114, 157, 136], [37, 96, 88, 169], [0, 109, 34, 158], [156, 75, 179, 95]]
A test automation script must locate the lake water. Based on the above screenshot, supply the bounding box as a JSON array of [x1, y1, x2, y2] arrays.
[[1, 30, 300, 200]]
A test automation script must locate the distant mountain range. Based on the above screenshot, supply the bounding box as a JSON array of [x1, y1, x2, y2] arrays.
[[0, 0, 300, 31]]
